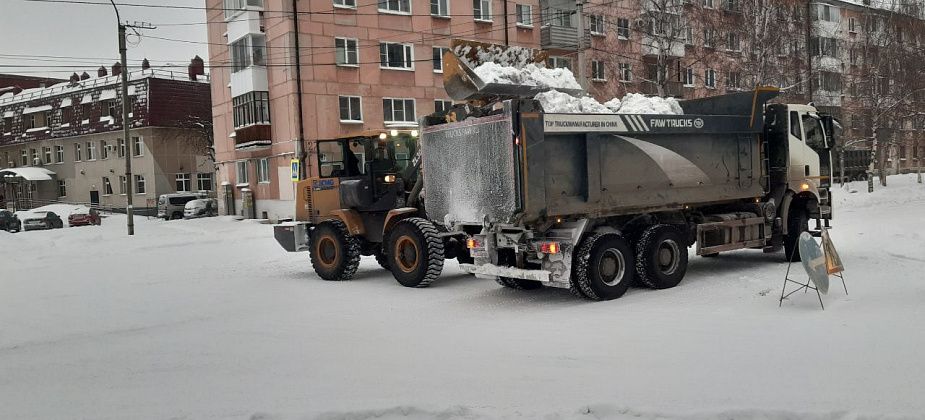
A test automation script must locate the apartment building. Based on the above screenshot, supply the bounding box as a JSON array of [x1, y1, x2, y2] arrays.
[[206, 0, 923, 221], [0, 64, 214, 212]]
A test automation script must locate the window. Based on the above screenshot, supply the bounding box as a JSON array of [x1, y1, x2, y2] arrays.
[[726, 71, 740, 90], [101, 100, 117, 118], [473, 0, 491, 21], [431, 0, 448, 16], [197, 173, 214, 191], [339, 96, 363, 122], [3, 116, 12, 133], [619, 63, 632, 81], [547, 56, 571, 70], [236, 160, 249, 184], [726, 32, 740, 51], [58, 180, 66, 197], [704, 28, 715, 48], [591, 60, 606, 81], [544, 8, 575, 28], [257, 158, 271, 183], [74, 143, 82, 161], [43, 147, 52, 164], [817, 71, 841, 91], [703, 0, 714, 8], [705, 68, 716, 88], [684, 67, 694, 86], [117, 138, 125, 158], [723, 0, 739, 11], [848, 17, 857, 32], [617, 18, 630, 39], [432, 47, 448, 72], [86, 142, 96, 161], [811, 3, 839, 22], [20, 150, 28, 166], [379, 42, 414, 69], [135, 175, 146, 194], [789, 111, 802, 140], [232, 91, 271, 128], [224, 0, 263, 19], [589, 14, 604, 35], [334, 0, 356, 8], [685, 26, 693, 45], [61, 107, 73, 124], [173, 173, 191, 192], [102, 177, 113, 195], [81, 103, 92, 121], [383, 98, 416, 123], [230, 34, 267, 72], [810, 37, 838, 57], [378, 0, 410, 13], [119, 175, 126, 194], [55, 145, 64, 163], [335, 38, 359, 66], [516, 4, 533, 26], [25, 112, 48, 129], [132, 136, 144, 157], [434, 100, 453, 114], [31, 149, 38, 166], [101, 140, 108, 160]]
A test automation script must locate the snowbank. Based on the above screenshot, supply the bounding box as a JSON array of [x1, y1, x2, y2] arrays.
[[474, 62, 582, 90], [535, 90, 685, 115]]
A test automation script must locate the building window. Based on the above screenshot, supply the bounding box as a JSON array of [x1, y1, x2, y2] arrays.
[[135, 175, 146, 195], [432, 47, 448, 72], [703, 0, 714, 8], [547, 56, 571, 70], [176, 173, 191, 192], [74, 143, 82, 162], [334, 0, 356, 8], [86, 142, 96, 161], [431, 0, 448, 17], [117, 138, 125, 158], [102, 177, 113, 195], [723, 0, 739, 11], [132, 136, 144, 157], [619, 63, 632, 81], [58, 180, 66, 198], [434, 99, 453, 113], [43, 147, 52, 164], [257, 158, 271, 183], [55, 145, 64, 163], [726, 32, 740, 51], [811, 3, 839, 22], [543, 8, 574, 28], [810, 37, 838, 57], [20, 150, 28, 166], [817, 71, 841, 91], [100, 140, 108, 159], [704, 28, 715, 48], [379, 42, 414, 69], [591, 60, 606, 81], [197, 173, 214, 191], [378, 0, 411, 14], [101, 100, 117, 118], [232, 91, 271, 128], [230, 34, 267, 73], [383, 98, 416, 123], [236, 160, 249, 184], [61, 107, 74, 124], [516, 4, 533, 26], [25, 112, 48, 129], [848, 17, 857, 32], [224, 0, 264, 19], [589, 15, 604, 35], [726, 71, 741, 90], [473, 0, 491, 21], [119, 175, 126, 194], [31, 149, 38, 166], [617, 18, 630, 39], [335, 38, 359, 66], [705, 69, 716, 88], [684, 67, 694, 86], [339, 96, 363, 123]]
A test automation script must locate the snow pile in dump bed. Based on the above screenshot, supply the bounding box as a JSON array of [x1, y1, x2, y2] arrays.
[[473, 62, 582, 90], [535, 90, 684, 115]]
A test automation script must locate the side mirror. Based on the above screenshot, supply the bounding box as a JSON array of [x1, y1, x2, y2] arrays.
[[820, 114, 836, 150]]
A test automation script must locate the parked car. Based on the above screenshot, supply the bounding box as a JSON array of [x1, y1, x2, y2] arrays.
[[69, 208, 102, 227], [22, 211, 64, 231], [0, 210, 21, 233], [183, 198, 218, 219], [157, 192, 206, 220]]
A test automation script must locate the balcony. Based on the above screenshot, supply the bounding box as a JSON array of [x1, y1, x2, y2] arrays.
[[233, 124, 272, 151], [640, 81, 685, 97], [541, 25, 591, 51], [641, 36, 686, 57]]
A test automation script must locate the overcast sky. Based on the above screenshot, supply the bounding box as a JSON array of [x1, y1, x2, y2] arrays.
[[0, 0, 208, 79]]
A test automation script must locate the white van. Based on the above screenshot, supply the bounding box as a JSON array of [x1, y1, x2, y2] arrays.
[[157, 193, 206, 220]]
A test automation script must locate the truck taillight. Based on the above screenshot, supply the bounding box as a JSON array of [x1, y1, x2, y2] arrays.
[[539, 242, 560, 254], [466, 238, 483, 249]]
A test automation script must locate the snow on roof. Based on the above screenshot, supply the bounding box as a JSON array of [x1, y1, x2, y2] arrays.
[[22, 105, 52, 114], [0, 167, 56, 181], [2, 110, 12, 118], [99, 89, 117, 101], [59, 97, 72, 107], [81, 93, 93, 104]]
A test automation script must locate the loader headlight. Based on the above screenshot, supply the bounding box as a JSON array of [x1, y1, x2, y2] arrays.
[[379, 133, 388, 140], [383, 174, 397, 183]]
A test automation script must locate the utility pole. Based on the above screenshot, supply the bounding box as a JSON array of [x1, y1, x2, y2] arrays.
[[576, 0, 588, 89]]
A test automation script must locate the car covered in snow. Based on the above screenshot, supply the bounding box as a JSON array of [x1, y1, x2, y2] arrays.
[[0, 210, 22, 233], [68, 208, 102, 227], [183, 198, 217, 219], [158, 192, 207, 220], [22, 211, 64, 231]]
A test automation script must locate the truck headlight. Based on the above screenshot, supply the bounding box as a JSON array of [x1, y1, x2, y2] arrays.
[[383, 174, 397, 183]]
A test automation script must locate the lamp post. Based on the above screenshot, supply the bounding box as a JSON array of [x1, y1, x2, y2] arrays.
[[111, 0, 134, 235]]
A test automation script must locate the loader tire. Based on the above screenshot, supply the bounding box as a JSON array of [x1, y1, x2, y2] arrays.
[[375, 247, 391, 271], [784, 208, 809, 262], [309, 219, 361, 281], [496, 277, 543, 290], [571, 233, 634, 301], [388, 217, 444, 288], [635, 225, 688, 290]]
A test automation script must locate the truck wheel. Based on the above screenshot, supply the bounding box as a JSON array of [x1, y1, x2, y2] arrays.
[[635, 225, 688, 290], [784, 208, 809, 262], [388, 217, 444, 288], [572, 233, 634, 301], [375, 248, 391, 270], [309, 219, 361, 281], [496, 277, 543, 290]]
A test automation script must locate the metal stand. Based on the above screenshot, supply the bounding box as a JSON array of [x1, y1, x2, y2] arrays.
[[779, 244, 825, 310]]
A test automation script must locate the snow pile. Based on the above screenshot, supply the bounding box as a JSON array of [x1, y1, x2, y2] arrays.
[[474, 62, 582, 90], [453, 44, 537, 68], [535, 91, 685, 115]]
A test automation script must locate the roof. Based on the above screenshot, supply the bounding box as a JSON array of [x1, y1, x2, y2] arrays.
[[0, 167, 56, 181]]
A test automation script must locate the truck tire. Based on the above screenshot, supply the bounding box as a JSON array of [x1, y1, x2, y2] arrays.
[[784, 208, 809, 262], [388, 217, 444, 288], [571, 233, 634, 301], [635, 225, 688, 290], [375, 248, 391, 270], [496, 277, 543, 290], [309, 219, 361, 281]]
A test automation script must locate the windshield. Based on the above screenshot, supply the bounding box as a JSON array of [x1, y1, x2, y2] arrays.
[[802, 115, 827, 150], [318, 134, 418, 178]]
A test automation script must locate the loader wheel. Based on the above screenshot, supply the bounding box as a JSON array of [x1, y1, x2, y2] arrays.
[[784, 208, 809, 262], [375, 247, 391, 271], [309, 219, 361, 281], [388, 217, 444, 288], [571, 233, 634, 301], [635, 225, 688, 290], [496, 277, 543, 290]]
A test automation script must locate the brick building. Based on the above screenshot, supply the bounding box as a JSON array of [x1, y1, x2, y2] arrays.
[[205, 0, 923, 221], [0, 65, 214, 212]]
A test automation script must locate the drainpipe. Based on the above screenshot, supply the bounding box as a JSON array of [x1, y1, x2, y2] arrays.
[[292, 0, 307, 179], [503, 0, 510, 45]]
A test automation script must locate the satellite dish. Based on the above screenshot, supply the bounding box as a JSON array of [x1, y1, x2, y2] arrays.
[[798, 232, 829, 294]]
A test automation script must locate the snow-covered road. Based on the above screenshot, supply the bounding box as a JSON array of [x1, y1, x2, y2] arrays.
[[2, 176, 924, 420]]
